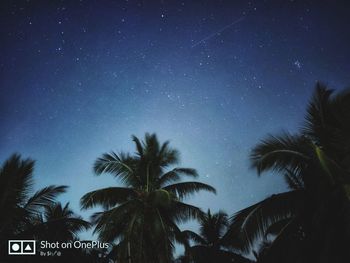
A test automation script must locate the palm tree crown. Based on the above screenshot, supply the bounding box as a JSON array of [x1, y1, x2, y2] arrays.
[[34, 202, 90, 242], [227, 84, 350, 262], [0, 154, 67, 259], [183, 210, 229, 249], [81, 133, 216, 263], [0, 154, 67, 236], [182, 210, 251, 263]]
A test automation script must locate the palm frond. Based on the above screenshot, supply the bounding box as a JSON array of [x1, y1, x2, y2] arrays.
[[165, 219, 190, 248], [158, 168, 198, 186], [303, 83, 334, 145], [265, 218, 293, 236], [314, 144, 350, 184], [182, 230, 206, 245], [250, 133, 311, 175], [162, 182, 216, 199], [93, 152, 139, 186], [24, 185, 67, 213], [284, 169, 304, 190], [0, 154, 35, 208], [132, 135, 144, 157], [80, 187, 136, 210], [38, 216, 91, 234], [144, 133, 160, 157], [303, 84, 350, 171], [225, 190, 303, 253], [159, 141, 180, 167], [27, 202, 91, 241], [92, 200, 142, 242], [199, 210, 229, 245], [169, 201, 204, 223]]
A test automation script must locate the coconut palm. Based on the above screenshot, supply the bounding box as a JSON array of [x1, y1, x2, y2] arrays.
[[182, 210, 251, 263], [33, 202, 90, 242], [38, 202, 102, 263], [0, 154, 67, 237], [0, 154, 67, 260], [81, 133, 216, 263], [227, 84, 350, 262]]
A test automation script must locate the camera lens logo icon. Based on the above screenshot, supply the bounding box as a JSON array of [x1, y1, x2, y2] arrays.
[[8, 240, 36, 255]]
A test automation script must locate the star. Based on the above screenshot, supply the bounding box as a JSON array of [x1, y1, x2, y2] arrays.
[[294, 60, 302, 69]]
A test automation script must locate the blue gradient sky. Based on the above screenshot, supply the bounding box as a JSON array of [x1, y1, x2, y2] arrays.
[[1, 0, 350, 241]]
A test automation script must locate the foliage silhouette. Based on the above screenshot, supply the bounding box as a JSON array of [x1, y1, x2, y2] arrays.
[[226, 83, 350, 263], [0, 154, 102, 263], [180, 210, 252, 263], [0, 154, 67, 246], [81, 133, 216, 263], [1, 83, 350, 263]]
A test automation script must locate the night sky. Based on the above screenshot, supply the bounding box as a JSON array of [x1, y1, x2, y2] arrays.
[[1, 0, 350, 241]]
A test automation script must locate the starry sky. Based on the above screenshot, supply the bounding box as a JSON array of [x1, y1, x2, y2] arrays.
[[1, 0, 350, 241]]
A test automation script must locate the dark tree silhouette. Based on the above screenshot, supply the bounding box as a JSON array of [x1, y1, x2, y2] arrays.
[[33, 202, 90, 242], [0, 154, 68, 261], [181, 210, 252, 263], [81, 133, 216, 263], [226, 84, 350, 263]]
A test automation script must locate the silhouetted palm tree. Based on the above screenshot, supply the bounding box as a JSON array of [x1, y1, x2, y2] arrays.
[[182, 210, 251, 263], [33, 202, 90, 242], [81, 133, 216, 263], [29, 203, 93, 263], [0, 154, 67, 260], [227, 84, 350, 262]]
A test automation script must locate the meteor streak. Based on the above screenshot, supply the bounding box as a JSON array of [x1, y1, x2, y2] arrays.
[[191, 16, 245, 48]]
